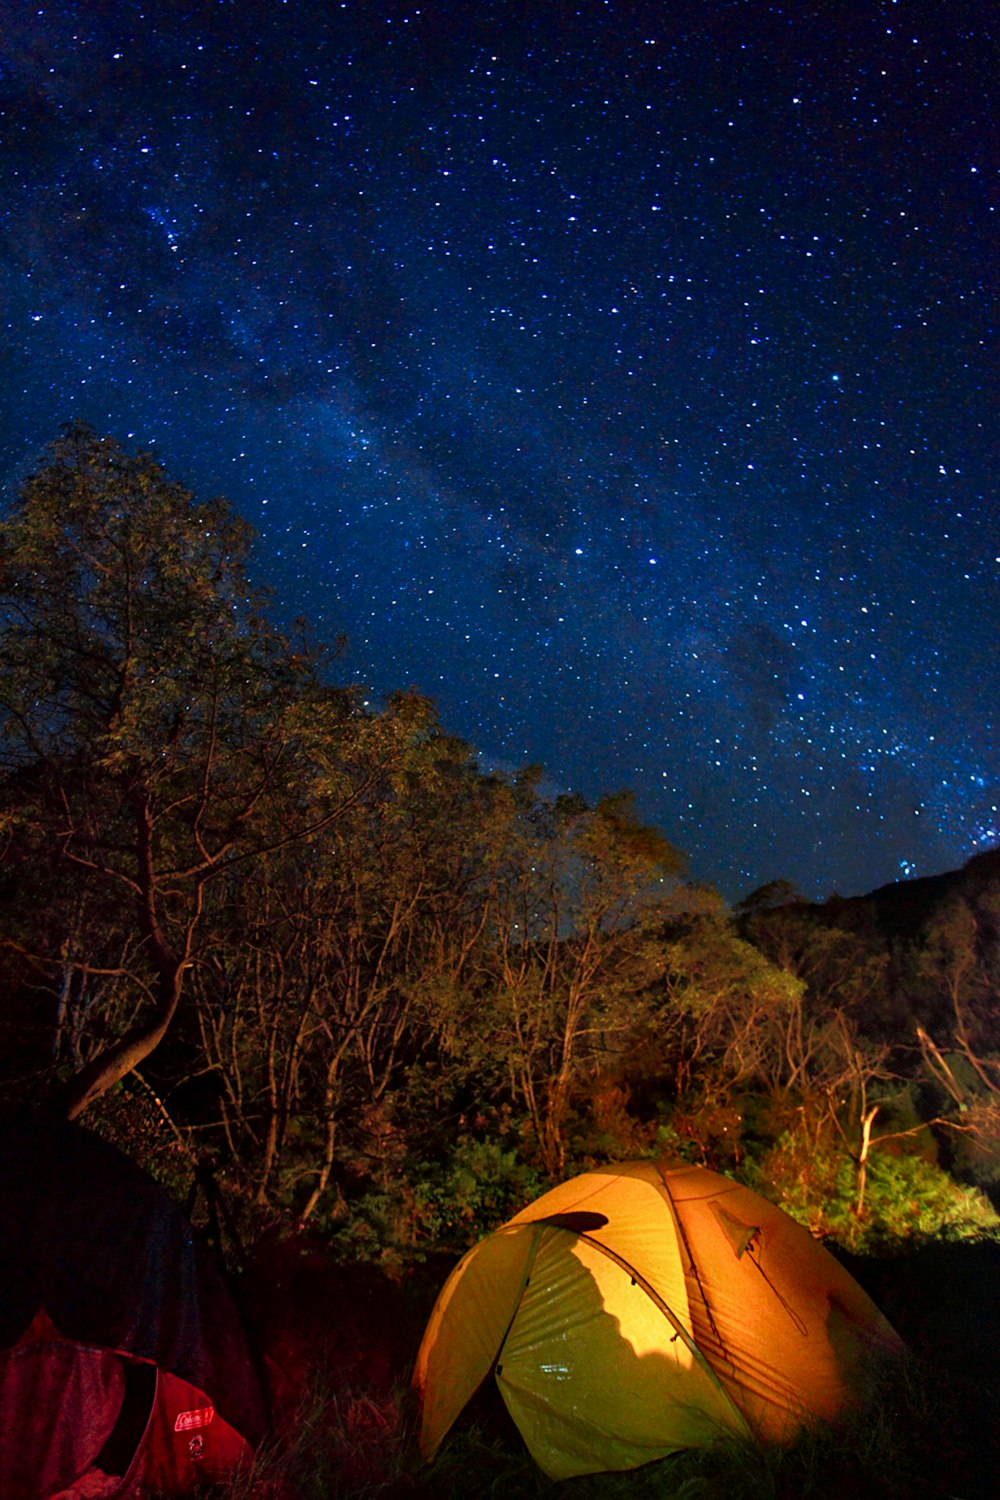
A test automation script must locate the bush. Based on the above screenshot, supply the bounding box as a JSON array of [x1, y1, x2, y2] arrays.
[[329, 1137, 544, 1265], [410, 1137, 544, 1251], [746, 1133, 1000, 1253]]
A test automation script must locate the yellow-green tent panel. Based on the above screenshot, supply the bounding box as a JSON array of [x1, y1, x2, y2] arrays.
[[498, 1226, 747, 1479], [414, 1224, 537, 1464]]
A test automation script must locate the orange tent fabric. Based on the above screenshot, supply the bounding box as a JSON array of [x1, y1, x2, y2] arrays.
[[415, 1161, 902, 1480]]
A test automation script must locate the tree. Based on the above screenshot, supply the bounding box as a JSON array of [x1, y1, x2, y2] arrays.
[[0, 423, 394, 1118], [181, 710, 523, 1224], [733, 878, 802, 918], [910, 894, 1000, 1181], [484, 790, 685, 1178], [913, 895, 1000, 1095], [657, 908, 805, 1102]]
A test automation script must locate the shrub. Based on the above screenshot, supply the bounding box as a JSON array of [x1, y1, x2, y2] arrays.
[[329, 1137, 544, 1265], [746, 1133, 1000, 1253], [409, 1137, 544, 1251]]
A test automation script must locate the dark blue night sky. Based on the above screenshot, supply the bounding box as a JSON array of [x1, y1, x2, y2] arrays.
[[2, 0, 996, 900]]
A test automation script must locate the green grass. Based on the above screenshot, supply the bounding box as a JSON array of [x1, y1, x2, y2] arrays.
[[199, 1343, 985, 1500], [199, 1232, 999, 1500]]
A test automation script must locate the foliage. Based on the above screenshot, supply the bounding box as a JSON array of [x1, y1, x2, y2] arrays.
[[1, 426, 999, 1266], [307, 1136, 544, 1269], [85, 1073, 195, 1204], [408, 1137, 544, 1251], [5, 428, 1000, 1496], [202, 1374, 417, 1499], [0, 424, 419, 1121], [478, 788, 687, 1178], [655, 914, 805, 1099], [746, 1132, 1000, 1253]]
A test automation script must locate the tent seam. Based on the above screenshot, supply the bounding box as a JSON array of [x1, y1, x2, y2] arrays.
[[494, 1225, 546, 1378], [654, 1163, 736, 1379]]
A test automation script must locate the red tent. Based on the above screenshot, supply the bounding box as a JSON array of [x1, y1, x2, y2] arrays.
[[0, 1110, 264, 1499]]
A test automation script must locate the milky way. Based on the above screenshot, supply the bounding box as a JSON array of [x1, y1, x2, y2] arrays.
[[1, 0, 996, 899]]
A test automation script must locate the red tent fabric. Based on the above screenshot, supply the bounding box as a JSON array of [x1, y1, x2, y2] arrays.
[[0, 1112, 263, 1499], [0, 1312, 254, 1498]]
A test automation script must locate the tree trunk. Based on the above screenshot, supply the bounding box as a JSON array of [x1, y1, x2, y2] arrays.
[[59, 963, 185, 1120], [853, 1104, 879, 1216]]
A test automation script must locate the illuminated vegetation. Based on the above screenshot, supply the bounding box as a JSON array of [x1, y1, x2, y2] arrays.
[[2, 431, 997, 1496]]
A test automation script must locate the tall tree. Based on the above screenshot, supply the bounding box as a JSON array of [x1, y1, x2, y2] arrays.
[[0, 423, 392, 1117], [485, 790, 685, 1178]]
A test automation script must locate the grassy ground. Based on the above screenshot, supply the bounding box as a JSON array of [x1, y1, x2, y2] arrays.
[[209, 1362, 968, 1500], [209, 1238, 998, 1500]]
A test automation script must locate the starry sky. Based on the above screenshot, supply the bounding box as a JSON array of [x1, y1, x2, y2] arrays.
[[2, 0, 997, 901]]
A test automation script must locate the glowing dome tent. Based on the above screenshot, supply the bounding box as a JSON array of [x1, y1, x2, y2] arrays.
[[414, 1161, 902, 1481]]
